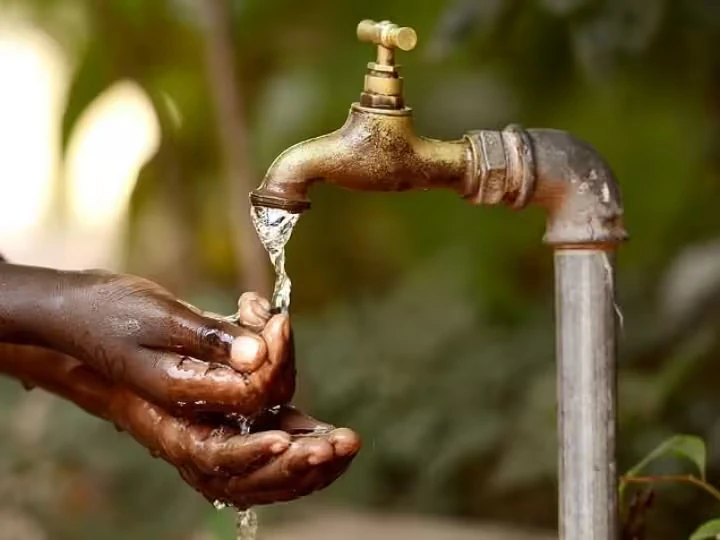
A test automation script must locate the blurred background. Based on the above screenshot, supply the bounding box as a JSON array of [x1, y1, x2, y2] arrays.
[[0, 0, 719, 538]]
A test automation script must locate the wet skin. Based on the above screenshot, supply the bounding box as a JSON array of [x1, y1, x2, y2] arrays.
[[0, 262, 294, 415], [0, 258, 361, 508]]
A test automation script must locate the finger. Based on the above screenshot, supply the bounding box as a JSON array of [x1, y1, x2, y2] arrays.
[[116, 391, 292, 475], [229, 334, 268, 373], [177, 299, 234, 324], [246, 314, 295, 405], [202, 434, 359, 509], [190, 430, 291, 476], [237, 293, 272, 331], [281, 407, 333, 434], [261, 314, 290, 366], [224, 437, 335, 494], [122, 351, 266, 415], [328, 428, 362, 458], [227, 454, 357, 508], [249, 431, 360, 494], [142, 303, 268, 372], [264, 339, 296, 407], [273, 405, 334, 435], [111, 391, 198, 467]]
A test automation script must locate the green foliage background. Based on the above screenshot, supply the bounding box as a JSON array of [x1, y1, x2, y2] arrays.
[[1, 0, 720, 538]]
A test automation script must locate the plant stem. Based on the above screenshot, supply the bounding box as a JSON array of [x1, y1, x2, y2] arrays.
[[621, 474, 720, 505]]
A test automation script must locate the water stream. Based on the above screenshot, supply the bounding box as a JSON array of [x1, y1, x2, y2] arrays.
[[235, 508, 259, 540], [234, 416, 256, 540], [218, 206, 300, 540], [213, 415, 258, 538], [250, 206, 301, 313]]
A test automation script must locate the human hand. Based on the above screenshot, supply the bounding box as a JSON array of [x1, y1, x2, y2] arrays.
[[110, 399, 361, 509], [0, 344, 360, 510], [38, 270, 294, 415]]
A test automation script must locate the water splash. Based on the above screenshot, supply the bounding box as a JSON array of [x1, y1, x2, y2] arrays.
[[235, 509, 258, 540], [212, 414, 259, 539], [234, 414, 253, 436], [236, 416, 257, 539], [250, 206, 300, 313]]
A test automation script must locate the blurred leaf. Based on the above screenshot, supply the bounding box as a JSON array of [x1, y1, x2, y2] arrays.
[[689, 518, 720, 540], [626, 435, 707, 480]]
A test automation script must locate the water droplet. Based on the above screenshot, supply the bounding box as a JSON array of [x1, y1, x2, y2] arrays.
[[238, 417, 253, 436], [213, 500, 227, 510]]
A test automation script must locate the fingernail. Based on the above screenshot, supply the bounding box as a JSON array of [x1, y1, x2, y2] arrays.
[[231, 336, 261, 365], [271, 441, 289, 454]]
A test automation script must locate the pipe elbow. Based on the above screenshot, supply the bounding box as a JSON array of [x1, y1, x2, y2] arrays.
[[464, 127, 627, 246], [527, 129, 627, 246]]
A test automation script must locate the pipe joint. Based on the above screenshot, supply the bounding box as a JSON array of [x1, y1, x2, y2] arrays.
[[465, 126, 628, 247], [464, 125, 534, 208]]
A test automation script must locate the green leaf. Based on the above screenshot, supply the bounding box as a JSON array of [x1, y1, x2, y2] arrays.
[[690, 518, 720, 540], [626, 435, 707, 480]]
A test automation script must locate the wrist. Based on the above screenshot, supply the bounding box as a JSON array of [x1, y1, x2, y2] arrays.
[[0, 263, 83, 347]]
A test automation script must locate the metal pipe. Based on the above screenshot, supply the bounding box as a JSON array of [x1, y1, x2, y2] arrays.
[[456, 127, 628, 538], [555, 249, 619, 539]]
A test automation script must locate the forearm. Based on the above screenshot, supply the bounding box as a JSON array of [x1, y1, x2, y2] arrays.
[[0, 343, 114, 421], [0, 262, 79, 346]]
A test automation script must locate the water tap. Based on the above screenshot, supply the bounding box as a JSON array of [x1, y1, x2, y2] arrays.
[[249, 19, 626, 247]]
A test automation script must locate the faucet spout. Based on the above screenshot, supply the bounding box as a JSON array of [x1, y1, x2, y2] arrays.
[[249, 105, 473, 213]]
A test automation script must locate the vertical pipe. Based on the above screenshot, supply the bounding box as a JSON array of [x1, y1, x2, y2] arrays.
[[555, 248, 618, 540]]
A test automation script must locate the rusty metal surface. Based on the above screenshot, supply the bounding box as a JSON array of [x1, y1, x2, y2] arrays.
[[527, 129, 627, 247]]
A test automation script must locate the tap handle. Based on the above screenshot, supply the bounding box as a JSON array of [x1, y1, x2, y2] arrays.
[[357, 20, 418, 53]]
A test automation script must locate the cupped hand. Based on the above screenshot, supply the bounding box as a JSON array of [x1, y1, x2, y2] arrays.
[[109, 396, 361, 509], [46, 271, 294, 415], [0, 342, 360, 511]]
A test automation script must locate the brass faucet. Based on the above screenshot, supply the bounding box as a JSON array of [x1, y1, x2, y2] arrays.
[[249, 20, 471, 214], [249, 20, 629, 540], [249, 19, 626, 246]]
